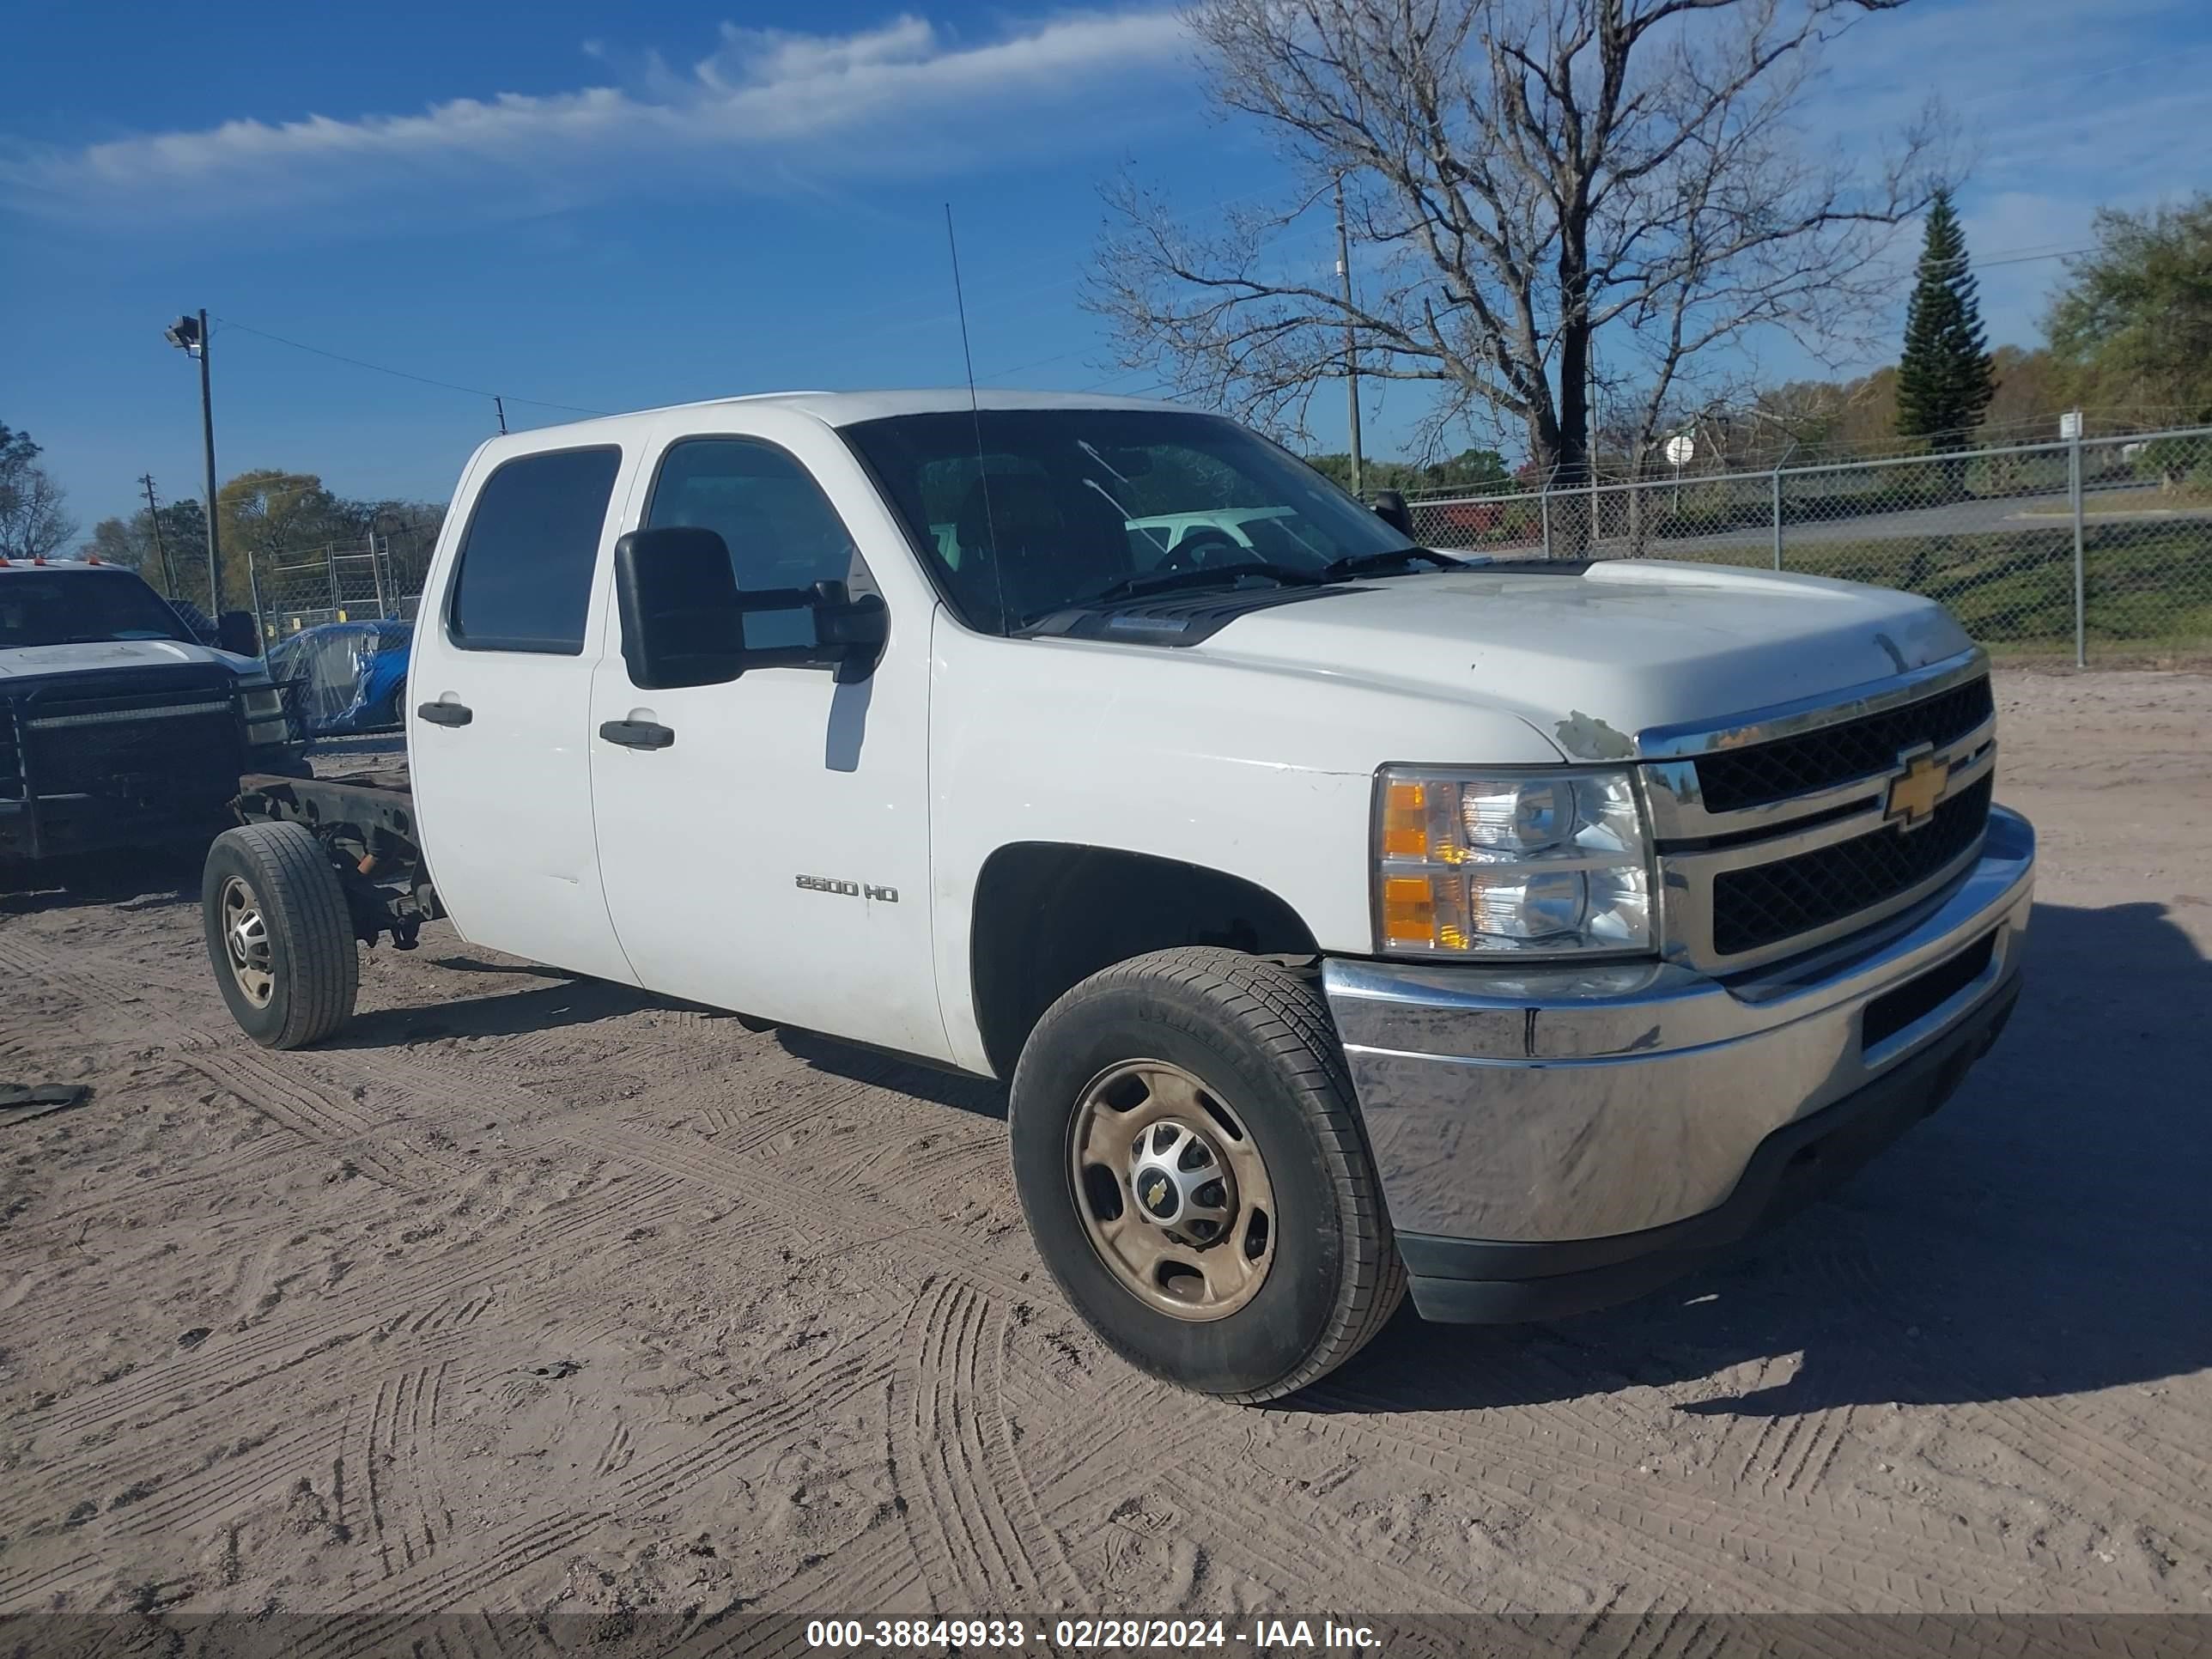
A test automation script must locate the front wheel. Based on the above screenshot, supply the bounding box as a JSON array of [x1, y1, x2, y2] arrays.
[[202, 822, 361, 1048], [1009, 948, 1405, 1402]]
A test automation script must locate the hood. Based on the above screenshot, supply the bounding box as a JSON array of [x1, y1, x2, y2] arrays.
[[0, 637, 260, 682], [1186, 561, 1973, 758]]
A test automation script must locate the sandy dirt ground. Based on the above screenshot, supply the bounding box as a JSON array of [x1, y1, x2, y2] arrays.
[[2, 672, 2209, 1626]]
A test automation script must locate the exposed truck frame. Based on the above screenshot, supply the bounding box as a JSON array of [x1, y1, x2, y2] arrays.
[[228, 770, 438, 948]]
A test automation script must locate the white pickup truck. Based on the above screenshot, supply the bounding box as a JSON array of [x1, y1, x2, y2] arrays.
[[198, 391, 2033, 1401]]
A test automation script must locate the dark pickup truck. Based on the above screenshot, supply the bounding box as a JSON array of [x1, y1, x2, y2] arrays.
[[0, 557, 305, 867]]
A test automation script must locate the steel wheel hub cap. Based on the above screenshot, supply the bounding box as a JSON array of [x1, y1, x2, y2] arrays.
[[1069, 1059, 1275, 1322], [1128, 1121, 1234, 1237], [220, 876, 276, 1008]]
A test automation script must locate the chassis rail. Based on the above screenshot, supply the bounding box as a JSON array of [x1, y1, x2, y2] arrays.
[[234, 769, 436, 950]]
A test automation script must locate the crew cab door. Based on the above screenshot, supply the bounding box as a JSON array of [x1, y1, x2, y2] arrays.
[[406, 441, 641, 983], [585, 416, 946, 1059]]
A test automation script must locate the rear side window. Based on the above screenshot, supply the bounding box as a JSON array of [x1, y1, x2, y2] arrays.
[[448, 446, 622, 653]]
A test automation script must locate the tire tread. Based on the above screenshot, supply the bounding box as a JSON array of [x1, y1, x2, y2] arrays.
[[1017, 946, 1406, 1403], [207, 821, 360, 1048]]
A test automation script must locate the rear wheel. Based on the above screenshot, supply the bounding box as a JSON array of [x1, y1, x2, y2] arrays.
[[1009, 947, 1404, 1402], [202, 822, 361, 1048]]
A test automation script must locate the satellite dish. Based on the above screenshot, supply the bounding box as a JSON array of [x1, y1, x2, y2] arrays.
[[1663, 434, 1695, 467]]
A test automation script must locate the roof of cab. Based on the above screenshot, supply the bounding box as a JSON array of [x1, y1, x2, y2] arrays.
[[479, 387, 1188, 449]]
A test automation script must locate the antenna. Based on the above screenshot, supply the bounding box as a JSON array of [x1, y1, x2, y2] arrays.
[[945, 204, 1008, 631]]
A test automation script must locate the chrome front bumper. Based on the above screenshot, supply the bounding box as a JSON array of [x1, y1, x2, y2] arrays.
[[1323, 805, 2034, 1315]]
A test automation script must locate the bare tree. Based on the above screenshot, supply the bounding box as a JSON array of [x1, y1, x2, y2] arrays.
[[1089, 0, 1944, 508], [0, 422, 77, 562]]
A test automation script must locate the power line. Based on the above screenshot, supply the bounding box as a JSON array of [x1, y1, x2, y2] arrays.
[[211, 316, 608, 419], [1978, 246, 2089, 269], [1950, 38, 2212, 108]]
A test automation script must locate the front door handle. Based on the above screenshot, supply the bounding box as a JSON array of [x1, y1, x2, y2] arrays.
[[416, 701, 473, 727], [599, 719, 675, 750]]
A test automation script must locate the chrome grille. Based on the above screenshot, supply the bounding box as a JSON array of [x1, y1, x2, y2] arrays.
[[1694, 676, 1994, 812], [1644, 650, 1999, 972]]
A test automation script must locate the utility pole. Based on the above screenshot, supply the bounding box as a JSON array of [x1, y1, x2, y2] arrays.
[[1585, 340, 1607, 549], [1334, 176, 1364, 499], [139, 474, 179, 597], [166, 309, 225, 613]]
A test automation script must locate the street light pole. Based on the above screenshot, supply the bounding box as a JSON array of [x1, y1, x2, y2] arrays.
[[166, 310, 224, 614], [195, 310, 223, 614]]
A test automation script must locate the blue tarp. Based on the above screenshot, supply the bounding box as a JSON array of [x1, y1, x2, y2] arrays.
[[265, 620, 411, 736]]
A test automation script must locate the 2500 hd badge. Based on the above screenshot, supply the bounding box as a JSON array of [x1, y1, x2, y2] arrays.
[[795, 874, 898, 902]]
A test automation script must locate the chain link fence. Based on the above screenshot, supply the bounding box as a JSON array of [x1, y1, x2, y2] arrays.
[[204, 434, 2212, 665], [233, 523, 436, 744], [1405, 426, 2212, 663], [244, 520, 437, 647]]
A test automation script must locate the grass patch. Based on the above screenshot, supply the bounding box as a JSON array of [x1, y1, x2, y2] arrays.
[[1781, 523, 2212, 652], [1608, 522, 2212, 653], [2013, 486, 2212, 517]]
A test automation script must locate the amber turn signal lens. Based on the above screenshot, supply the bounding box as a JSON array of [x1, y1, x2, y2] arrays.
[[1382, 875, 1435, 943], [1382, 781, 1428, 858]]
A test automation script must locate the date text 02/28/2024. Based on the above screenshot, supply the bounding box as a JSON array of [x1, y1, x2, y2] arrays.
[[802, 1619, 1382, 1650]]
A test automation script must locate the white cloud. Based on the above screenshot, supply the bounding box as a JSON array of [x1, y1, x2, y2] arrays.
[[0, 10, 1189, 219]]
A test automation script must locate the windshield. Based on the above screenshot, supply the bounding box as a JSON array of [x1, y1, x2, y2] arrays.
[[842, 409, 1419, 633], [0, 570, 193, 649]]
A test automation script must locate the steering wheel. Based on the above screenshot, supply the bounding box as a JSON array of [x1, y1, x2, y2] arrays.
[[1157, 526, 1247, 574]]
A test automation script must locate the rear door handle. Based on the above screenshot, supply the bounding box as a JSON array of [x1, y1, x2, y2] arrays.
[[416, 701, 473, 727], [599, 720, 675, 750]]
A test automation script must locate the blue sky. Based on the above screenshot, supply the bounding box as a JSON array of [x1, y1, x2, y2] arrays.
[[4, 0, 2209, 535]]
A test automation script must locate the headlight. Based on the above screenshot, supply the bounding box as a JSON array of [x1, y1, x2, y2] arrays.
[[1373, 767, 1653, 957], [239, 679, 292, 746]]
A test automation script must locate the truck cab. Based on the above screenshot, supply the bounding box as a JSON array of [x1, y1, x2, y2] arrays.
[[201, 391, 2032, 1401], [1, 557, 301, 867]]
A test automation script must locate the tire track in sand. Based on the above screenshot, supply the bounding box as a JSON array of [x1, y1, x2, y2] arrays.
[[1290, 1385, 2027, 1609], [300, 1341, 898, 1655], [31, 1171, 691, 1445], [105, 1417, 343, 1541], [886, 1278, 1083, 1610]]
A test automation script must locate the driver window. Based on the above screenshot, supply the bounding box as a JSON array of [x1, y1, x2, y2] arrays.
[[645, 439, 868, 651]]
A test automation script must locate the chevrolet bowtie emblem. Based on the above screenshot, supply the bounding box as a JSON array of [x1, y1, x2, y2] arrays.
[[1884, 747, 1950, 831]]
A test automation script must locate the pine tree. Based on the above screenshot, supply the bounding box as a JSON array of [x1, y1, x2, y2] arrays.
[[1895, 190, 1996, 450]]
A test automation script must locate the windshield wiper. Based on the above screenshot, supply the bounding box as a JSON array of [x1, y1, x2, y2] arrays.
[[1024, 560, 1327, 626], [1320, 546, 1462, 580]]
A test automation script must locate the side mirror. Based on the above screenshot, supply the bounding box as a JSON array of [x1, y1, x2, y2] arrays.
[[809, 581, 889, 683], [216, 610, 261, 657], [613, 526, 749, 690], [1371, 489, 1415, 540], [614, 527, 890, 690]]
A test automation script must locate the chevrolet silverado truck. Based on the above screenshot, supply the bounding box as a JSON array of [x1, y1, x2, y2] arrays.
[[1, 556, 302, 870], [197, 392, 2032, 1401]]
